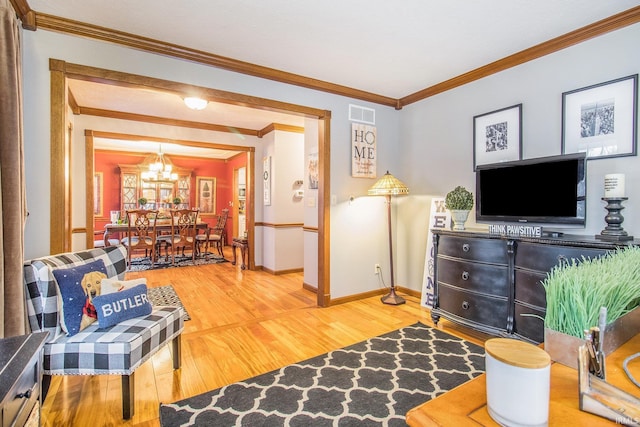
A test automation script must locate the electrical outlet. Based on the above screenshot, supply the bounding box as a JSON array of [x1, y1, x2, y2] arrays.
[[374, 263, 381, 274]]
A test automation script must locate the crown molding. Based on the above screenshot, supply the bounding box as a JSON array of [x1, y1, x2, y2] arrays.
[[18, 5, 640, 108], [34, 12, 398, 108], [8, 0, 35, 29], [258, 123, 305, 137], [400, 6, 640, 106]]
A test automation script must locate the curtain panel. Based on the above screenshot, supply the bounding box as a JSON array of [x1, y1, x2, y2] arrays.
[[0, 0, 26, 338]]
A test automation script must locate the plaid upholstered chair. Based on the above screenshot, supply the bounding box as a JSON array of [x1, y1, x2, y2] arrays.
[[23, 244, 184, 419]]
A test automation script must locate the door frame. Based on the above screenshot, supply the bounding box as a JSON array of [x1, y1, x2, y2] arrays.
[[49, 59, 332, 307]]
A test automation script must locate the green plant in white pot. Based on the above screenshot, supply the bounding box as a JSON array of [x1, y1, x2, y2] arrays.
[[542, 246, 640, 367], [445, 186, 474, 231]]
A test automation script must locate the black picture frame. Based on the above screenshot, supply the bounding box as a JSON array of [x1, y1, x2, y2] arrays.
[[473, 104, 522, 171], [561, 74, 638, 160]]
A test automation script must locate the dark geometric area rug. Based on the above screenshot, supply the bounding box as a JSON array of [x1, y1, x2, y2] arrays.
[[128, 252, 228, 272], [159, 322, 485, 426], [148, 284, 191, 321]]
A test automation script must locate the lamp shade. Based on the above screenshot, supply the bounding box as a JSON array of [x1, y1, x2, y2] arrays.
[[368, 171, 409, 196]]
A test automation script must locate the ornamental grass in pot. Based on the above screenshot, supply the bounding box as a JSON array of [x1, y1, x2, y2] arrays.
[[542, 246, 640, 368], [445, 186, 473, 231]]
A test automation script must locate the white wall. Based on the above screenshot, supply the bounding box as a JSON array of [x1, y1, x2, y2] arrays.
[[260, 130, 305, 272], [397, 23, 640, 293], [303, 119, 319, 288]]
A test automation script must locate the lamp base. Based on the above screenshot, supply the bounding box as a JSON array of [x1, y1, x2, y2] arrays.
[[381, 287, 406, 305]]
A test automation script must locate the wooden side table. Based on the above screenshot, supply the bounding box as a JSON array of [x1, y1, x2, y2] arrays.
[[232, 237, 249, 270], [405, 333, 640, 426]]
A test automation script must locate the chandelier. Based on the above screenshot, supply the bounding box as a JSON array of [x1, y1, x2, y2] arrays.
[[141, 144, 178, 183]]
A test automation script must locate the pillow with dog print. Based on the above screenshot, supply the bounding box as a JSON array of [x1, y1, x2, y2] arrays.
[[100, 277, 147, 295], [52, 259, 108, 336], [92, 283, 152, 329]]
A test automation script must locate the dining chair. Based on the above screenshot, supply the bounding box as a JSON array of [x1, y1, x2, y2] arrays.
[[164, 208, 200, 265], [121, 209, 159, 268], [93, 229, 119, 248], [196, 208, 229, 258]]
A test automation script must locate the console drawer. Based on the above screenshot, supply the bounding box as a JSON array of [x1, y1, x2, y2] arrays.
[[514, 303, 546, 343], [438, 235, 508, 264], [515, 242, 608, 272], [437, 257, 509, 297], [438, 284, 508, 331], [514, 269, 547, 309], [1, 353, 39, 427]]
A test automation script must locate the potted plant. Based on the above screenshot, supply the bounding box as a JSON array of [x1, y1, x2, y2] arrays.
[[172, 196, 182, 207], [138, 197, 148, 208], [542, 246, 640, 367], [445, 186, 474, 230]]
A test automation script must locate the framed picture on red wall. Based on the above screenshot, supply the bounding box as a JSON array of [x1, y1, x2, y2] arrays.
[[196, 176, 216, 216]]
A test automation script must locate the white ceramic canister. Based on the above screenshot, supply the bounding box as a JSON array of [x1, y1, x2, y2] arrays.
[[485, 338, 551, 427]]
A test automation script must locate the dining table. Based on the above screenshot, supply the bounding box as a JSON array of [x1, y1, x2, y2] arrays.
[[102, 221, 209, 247]]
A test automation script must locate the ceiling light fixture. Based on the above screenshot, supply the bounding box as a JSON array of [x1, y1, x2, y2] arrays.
[[184, 96, 208, 110], [141, 144, 178, 183]]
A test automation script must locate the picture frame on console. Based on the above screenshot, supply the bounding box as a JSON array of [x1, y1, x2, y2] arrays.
[[473, 104, 522, 171], [562, 74, 638, 160]]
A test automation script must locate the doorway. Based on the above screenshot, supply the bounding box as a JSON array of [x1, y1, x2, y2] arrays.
[[50, 59, 332, 306]]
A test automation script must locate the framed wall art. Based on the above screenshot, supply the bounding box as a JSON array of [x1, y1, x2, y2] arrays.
[[308, 151, 318, 189], [473, 104, 522, 171], [351, 123, 376, 178], [195, 176, 216, 215], [562, 74, 637, 160]]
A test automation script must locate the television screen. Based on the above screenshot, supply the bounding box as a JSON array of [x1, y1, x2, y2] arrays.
[[475, 153, 586, 225]]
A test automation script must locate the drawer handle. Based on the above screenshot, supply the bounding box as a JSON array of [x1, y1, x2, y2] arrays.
[[461, 271, 469, 281], [16, 389, 32, 399], [462, 244, 470, 252], [462, 301, 470, 310]]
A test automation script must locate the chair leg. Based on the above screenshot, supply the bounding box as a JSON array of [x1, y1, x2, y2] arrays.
[[172, 334, 182, 369], [122, 373, 135, 419]]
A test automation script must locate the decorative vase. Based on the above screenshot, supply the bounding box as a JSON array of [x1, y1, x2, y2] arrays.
[[451, 210, 470, 231]]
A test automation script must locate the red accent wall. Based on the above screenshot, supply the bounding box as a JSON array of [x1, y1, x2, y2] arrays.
[[95, 150, 246, 241]]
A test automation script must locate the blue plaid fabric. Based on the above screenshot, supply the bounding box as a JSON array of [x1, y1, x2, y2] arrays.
[[23, 245, 184, 376]]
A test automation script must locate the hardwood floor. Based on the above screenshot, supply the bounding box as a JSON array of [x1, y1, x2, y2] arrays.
[[40, 252, 490, 426]]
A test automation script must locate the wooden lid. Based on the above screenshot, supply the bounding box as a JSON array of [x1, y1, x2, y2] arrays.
[[485, 338, 550, 369]]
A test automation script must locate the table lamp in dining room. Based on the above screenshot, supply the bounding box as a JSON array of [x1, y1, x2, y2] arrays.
[[368, 171, 409, 305]]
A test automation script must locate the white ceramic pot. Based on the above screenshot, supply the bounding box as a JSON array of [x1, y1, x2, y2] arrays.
[[450, 209, 470, 230], [485, 338, 551, 427]]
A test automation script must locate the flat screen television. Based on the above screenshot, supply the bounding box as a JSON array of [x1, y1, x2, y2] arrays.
[[475, 153, 587, 225]]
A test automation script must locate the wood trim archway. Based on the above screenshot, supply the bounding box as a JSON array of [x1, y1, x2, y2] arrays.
[[50, 59, 332, 307]]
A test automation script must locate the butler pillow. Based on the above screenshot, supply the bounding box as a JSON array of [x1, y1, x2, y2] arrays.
[[100, 277, 147, 295], [52, 259, 108, 336], [92, 283, 152, 329]]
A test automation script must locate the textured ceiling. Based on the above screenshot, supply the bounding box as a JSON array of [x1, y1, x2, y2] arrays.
[[30, 0, 640, 97], [27, 1, 640, 156]]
